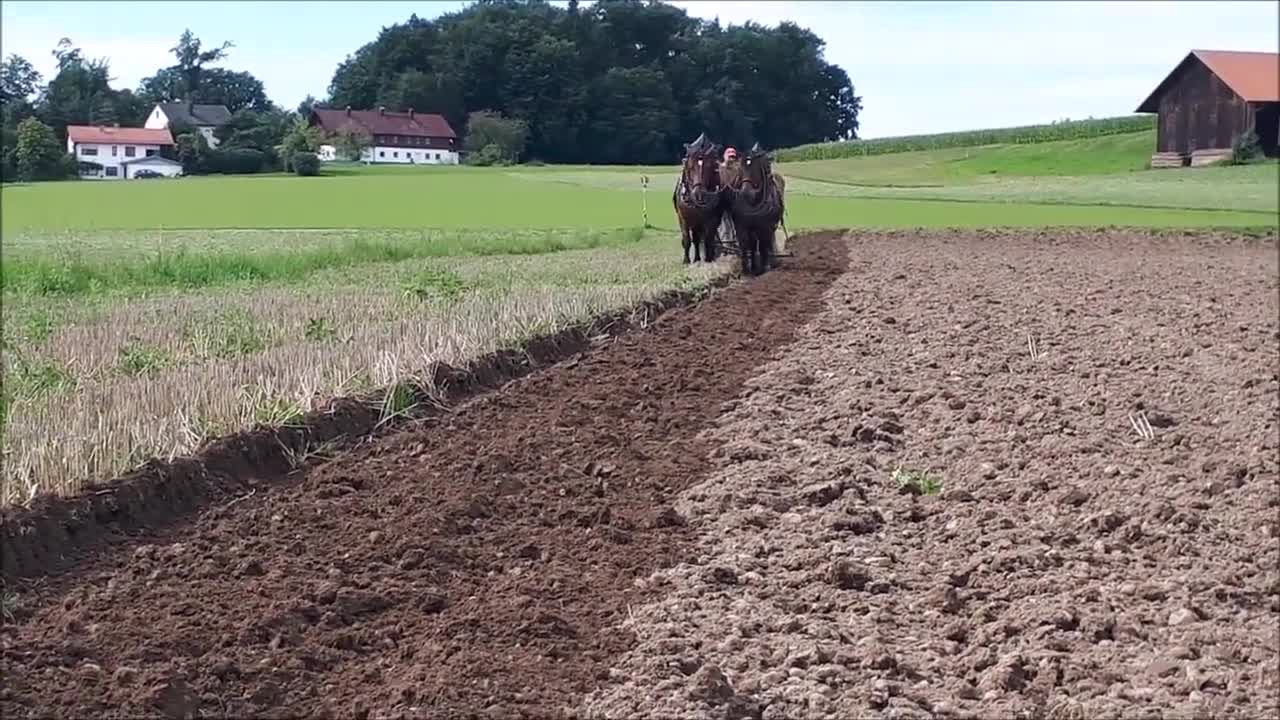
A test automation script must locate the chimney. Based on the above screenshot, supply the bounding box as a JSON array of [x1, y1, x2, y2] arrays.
[[345, 106, 352, 117], [408, 107, 415, 119], [378, 106, 385, 115]]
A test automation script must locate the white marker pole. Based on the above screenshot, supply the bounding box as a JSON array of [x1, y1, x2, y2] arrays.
[[642, 175, 651, 228]]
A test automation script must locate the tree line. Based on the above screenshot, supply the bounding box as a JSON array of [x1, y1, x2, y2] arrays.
[[326, 0, 861, 164], [1, 0, 862, 180]]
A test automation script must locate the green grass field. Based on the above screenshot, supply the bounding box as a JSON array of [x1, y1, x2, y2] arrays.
[[2, 128, 1276, 233], [2, 117, 1276, 505]]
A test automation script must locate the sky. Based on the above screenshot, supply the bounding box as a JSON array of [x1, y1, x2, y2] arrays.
[[1, 1, 1277, 139]]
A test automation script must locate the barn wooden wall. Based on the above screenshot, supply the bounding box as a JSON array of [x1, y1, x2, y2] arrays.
[[1156, 59, 1254, 154]]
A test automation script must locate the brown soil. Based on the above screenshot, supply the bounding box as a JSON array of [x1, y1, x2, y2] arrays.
[[3, 228, 1277, 720], [585, 228, 1280, 720], [0, 231, 848, 719]]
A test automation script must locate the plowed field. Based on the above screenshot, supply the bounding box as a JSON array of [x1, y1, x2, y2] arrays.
[[3, 229, 1277, 720]]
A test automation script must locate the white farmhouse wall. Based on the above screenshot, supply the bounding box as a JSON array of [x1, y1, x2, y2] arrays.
[[318, 145, 337, 161], [362, 146, 459, 165], [71, 142, 166, 180]]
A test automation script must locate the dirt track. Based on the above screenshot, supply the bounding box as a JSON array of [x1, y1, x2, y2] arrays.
[[2, 228, 1278, 719]]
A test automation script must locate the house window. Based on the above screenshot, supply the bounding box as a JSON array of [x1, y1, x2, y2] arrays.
[[105, 167, 119, 177], [125, 146, 136, 157], [145, 148, 157, 157], [434, 153, 440, 161], [379, 151, 385, 158], [393, 151, 398, 158], [81, 147, 98, 156]]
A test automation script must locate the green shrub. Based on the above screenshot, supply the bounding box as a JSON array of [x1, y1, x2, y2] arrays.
[[208, 148, 267, 175], [292, 151, 320, 176], [466, 143, 509, 167], [1231, 128, 1263, 164]]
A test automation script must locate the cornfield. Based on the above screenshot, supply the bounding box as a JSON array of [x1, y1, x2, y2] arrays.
[[775, 115, 1156, 163]]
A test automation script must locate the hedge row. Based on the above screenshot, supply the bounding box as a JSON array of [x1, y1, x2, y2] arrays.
[[774, 115, 1156, 162]]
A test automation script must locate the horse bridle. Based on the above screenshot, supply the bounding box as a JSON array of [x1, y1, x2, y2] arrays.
[[678, 151, 721, 210], [681, 152, 720, 195]]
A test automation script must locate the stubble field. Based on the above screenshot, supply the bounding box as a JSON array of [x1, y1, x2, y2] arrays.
[[2, 227, 1277, 720]]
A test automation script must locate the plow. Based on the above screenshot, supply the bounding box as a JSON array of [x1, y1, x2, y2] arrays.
[[713, 215, 794, 259]]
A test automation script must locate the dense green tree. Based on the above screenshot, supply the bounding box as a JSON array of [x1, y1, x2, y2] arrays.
[[463, 110, 529, 164], [377, 70, 465, 133], [175, 130, 211, 174], [1, 54, 43, 181], [325, 0, 861, 164], [15, 117, 69, 180], [137, 31, 267, 113], [0, 54, 42, 106], [278, 116, 323, 171], [170, 29, 233, 100], [139, 65, 268, 113], [296, 94, 318, 117], [332, 124, 373, 161]]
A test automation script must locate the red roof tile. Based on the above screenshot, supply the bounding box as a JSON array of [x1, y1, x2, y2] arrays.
[[311, 109, 457, 139], [1192, 50, 1280, 103], [67, 125, 175, 146]]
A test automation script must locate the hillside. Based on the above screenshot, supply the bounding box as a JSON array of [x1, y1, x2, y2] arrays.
[[774, 115, 1156, 162], [763, 122, 1277, 215]]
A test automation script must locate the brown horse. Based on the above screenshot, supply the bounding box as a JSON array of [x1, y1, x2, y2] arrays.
[[720, 155, 788, 262], [672, 136, 724, 264], [725, 144, 784, 276]]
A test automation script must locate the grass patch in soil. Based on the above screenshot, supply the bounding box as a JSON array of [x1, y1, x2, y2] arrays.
[[0, 230, 727, 505]]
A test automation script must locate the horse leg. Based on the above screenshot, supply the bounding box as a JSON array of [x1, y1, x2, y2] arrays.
[[736, 219, 753, 276], [748, 227, 761, 276], [705, 216, 720, 262], [758, 223, 773, 275], [680, 220, 692, 264], [692, 224, 703, 262]]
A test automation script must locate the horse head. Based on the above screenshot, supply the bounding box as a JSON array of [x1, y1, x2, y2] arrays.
[[740, 144, 773, 194], [681, 140, 721, 203]]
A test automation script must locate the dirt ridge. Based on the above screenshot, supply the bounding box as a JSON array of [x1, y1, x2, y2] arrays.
[[2, 267, 740, 583]]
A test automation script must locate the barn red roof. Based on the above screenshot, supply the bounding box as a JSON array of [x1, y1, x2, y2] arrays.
[[67, 125, 175, 145], [311, 108, 457, 139], [1138, 50, 1280, 112], [1193, 50, 1280, 102]]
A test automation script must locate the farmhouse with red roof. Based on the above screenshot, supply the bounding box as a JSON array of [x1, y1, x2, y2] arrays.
[[309, 106, 459, 165], [65, 124, 182, 180]]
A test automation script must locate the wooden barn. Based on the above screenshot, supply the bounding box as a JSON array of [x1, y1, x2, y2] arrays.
[[1136, 49, 1279, 167]]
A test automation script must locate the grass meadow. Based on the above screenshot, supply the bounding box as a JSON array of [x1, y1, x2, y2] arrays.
[[1, 124, 1276, 504]]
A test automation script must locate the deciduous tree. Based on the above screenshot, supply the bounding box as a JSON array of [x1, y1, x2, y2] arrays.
[[15, 116, 68, 180]]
